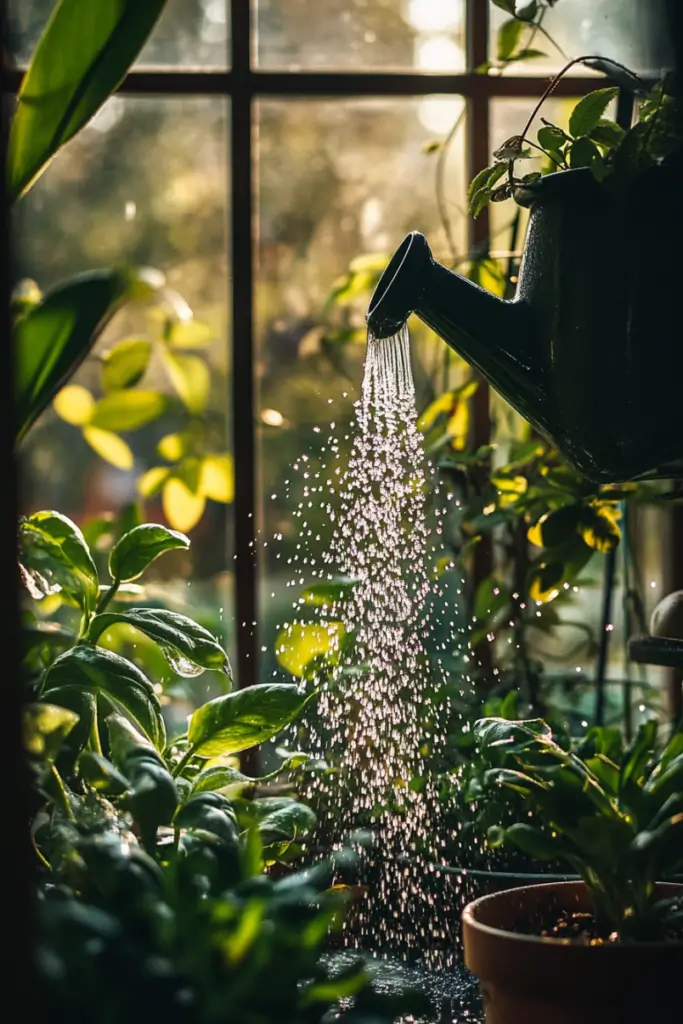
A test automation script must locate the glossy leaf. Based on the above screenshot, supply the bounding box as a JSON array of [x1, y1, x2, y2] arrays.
[[44, 645, 165, 749], [8, 0, 167, 201], [175, 792, 240, 847], [78, 750, 129, 794], [23, 702, 79, 760], [14, 271, 130, 442], [101, 338, 152, 391], [38, 685, 96, 760], [89, 607, 232, 679], [187, 684, 312, 757], [107, 715, 178, 832], [52, 384, 94, 425], [162, 477, 206, 533], [256, 799, 317, 843], [109, 523, 189, 582], [275, 622, 346, 678], [569, 88, 619, 139], [190, 764, 254, 796], [83, 427, 134, 470], [527, 504, 581, 548], [21, 511, 98, 614], [90, 390, 167, 432]]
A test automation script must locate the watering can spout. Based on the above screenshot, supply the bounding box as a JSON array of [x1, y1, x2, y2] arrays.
[[367, 232, 548, 433]]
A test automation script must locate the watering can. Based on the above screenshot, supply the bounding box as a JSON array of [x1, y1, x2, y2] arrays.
[[366, 165, 683, 483]]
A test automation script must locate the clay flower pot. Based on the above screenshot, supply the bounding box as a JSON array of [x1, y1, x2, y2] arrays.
[[462, 880, 683, 1024]]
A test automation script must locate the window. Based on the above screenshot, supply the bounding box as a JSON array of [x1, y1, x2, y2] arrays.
[[8, 1, 662, 724]]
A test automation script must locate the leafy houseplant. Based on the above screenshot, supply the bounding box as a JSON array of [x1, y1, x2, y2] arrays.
[[23, 513, 425, 1023], [461, 715, 683, 1023]]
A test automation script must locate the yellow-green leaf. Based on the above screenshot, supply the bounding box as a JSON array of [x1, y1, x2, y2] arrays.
[[53, 384, 94, 426], [446, 402, 469, 450], [200, 454, 234, 503], [91, 390, 166, 432], [138, 466, 169, 498], [161, 350, 210, 413], [579, 502, 622, 553], [23, 702, 79, 760], [158, 433, 187, 462], [275, 622, 345, 678], [167, 319, 214, 349], [102, 337, 152, 391], [83, 427, 134, 470], [163, 477, 206, 533]]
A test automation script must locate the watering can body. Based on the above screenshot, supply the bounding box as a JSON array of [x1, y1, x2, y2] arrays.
[[367, 166, 683, 483]]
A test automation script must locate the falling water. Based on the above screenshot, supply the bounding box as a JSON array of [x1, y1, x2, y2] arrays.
[[297, 325, 472, 966]]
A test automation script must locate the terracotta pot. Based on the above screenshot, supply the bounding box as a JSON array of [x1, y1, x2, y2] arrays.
[[462, 880, 683, 1024]]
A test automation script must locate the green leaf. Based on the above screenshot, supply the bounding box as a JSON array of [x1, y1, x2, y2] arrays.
[[8, 0, 167, 201], [137, 466, 170, 499], [275, 622, 346, 678], [568, 88, 619, 139], [491, 0, 516, 12], [467, 162, 507, 201], [579, 502, 621, 553], [569, 137, 604, 175], [24, 510, 99, 613], [89, 607, 232, 680], [190, 764, 255, 796], [78, 750, 130, 794], [255, 799, 317, 844], [53, 384, 95, 425], [38, 686, 96, 760], [109, 523, 189, 582], [175, 792, 240, 846], [83, 427, 134, 470], [90, 390, 167, 432], [301, 577, 359, 606], [620, 719, 658, 801], [102, 338, 152, 391], [160, 350, 210, 414], [166, 319, 214, 349], [504, 823, 563, 860], [14, 271, 130, 442], [187, 684, 313, 758], [43, 645, 165, 749], [23, 702, 79, 760], [106, 715, 178, 834], [528, 504, 581, 548], [589, 120, 626, 150], [538, 124, 567, 151], [515, 2, 539, 22]]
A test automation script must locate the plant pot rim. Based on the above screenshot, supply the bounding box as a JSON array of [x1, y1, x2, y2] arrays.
[[462, 879, 683, 952]]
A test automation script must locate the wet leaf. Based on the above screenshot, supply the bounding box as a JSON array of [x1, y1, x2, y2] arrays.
[[23, 703, 79, 760], [89, 607, 232, 680], [109, 523, 189, 582], [275, 622, 346, 678], [187, 684, 313, 757]]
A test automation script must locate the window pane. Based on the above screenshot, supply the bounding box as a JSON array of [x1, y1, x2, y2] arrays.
[[6, 0, 230, 69], [256, 97, 468, 682], [488, 0, 671, 77], [255, 0, 466, 71], [14, 95, 235, 708]]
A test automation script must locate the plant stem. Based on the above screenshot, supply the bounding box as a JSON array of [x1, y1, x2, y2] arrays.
[[50, 764, 75, 822], [172, 746, 195, 778], [96, 581, 119, 615]]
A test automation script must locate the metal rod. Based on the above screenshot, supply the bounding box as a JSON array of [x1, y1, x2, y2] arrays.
[[594, 547, 617, 726], [1, 66, 630, 99], [231, 1, 259, 775]]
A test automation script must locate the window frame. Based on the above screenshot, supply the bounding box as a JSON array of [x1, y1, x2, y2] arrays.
[[3, 0, 615, 693]]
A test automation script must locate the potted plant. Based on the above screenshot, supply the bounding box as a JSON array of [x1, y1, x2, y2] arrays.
[[461, 715, 683, 1023]]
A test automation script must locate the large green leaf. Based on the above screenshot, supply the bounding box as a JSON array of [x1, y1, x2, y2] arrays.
[[23, 702, 79, 760], [89, 607, 232, 680], [8, 0, 167, 201], [187, 684, 313, 758], [175, 792, 240, 846], [14, 271, 129, 442], [568, 87, 619, 139], [102, 338, 152, 391], [20, 511, 98, 614], [108, 524, 189, 582], [44, 645, 165, 749], [90, 390, 167, 432]]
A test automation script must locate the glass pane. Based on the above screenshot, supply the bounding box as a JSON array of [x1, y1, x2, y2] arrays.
[[6, 0, 230, 69], [488, 0, 671, 78], [255, 0, 466, 71], [256, 97, 468, 684], [14, 95, 235, 709]]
